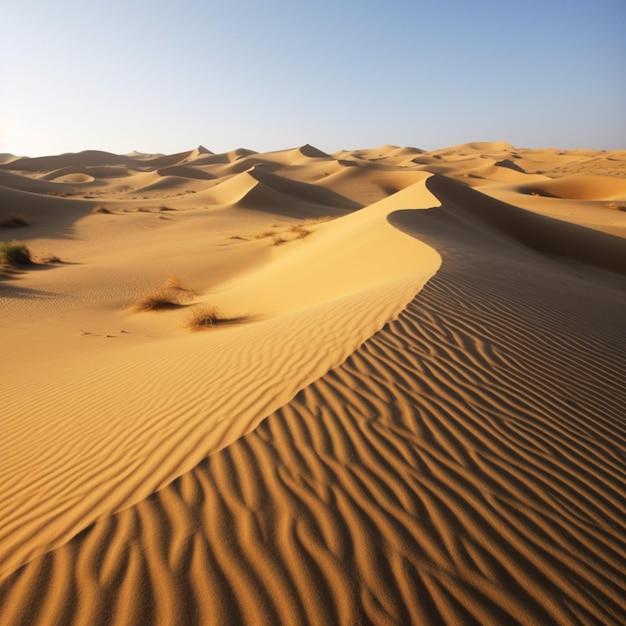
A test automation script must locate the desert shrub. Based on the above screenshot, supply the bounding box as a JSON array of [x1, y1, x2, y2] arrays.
[[186, 306, 229, 330], [288, 224, 311, 239], [92, 205, 112, 214], [132, 289, 184, 311], [271, 235, 287, 246], [164, 275, 193, 292], [253, 230, 275, 239], [40, 253, 62, 264], [132, 277, 194, 312], [0, 240, 32, 266], [0, 213, 30, 228]]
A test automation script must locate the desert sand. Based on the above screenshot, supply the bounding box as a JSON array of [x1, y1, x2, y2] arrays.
[[0, 141, 625, 625]]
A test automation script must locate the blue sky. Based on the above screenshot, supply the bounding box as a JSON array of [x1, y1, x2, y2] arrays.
[[2, 0, 625, 156]]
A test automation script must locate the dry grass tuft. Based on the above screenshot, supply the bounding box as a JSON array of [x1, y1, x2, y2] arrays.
[[288, 224, 312, 239], [132, 277, 194, 312], [271, 235, 287, 246], [253, 230, 275, 239], [304, 215, 335, 225], [164, 275, 193, 292], [92, 205, 112, 214], [0, 213, 30, 228], [133, 289, 185, 311], [40, 254, 62, 264], [0, 240, 32, 266], [186, 306, 231, 330]]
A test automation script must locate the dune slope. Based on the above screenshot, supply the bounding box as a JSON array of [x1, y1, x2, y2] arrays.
[[2, 171, 625, 626], [1, 142, 625, 625]]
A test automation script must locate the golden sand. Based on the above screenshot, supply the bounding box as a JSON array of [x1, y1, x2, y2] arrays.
[[1, 142, 625, 624]]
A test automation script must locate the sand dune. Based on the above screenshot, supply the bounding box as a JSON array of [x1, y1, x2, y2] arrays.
[[1, 142, 625, 625], [3, 150, 136, 172], [516, 174, 626, 200], [155, 165, 216, 180], [423, 175, 626, 274]]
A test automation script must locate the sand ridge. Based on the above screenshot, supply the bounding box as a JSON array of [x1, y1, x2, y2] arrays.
[[1, 142, 625, 624]]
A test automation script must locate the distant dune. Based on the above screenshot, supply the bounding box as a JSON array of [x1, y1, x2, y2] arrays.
[[1, 142, 625, 625]]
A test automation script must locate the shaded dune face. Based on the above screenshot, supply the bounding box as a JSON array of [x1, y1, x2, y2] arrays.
[[420, 175, 626, 274], [0, 143, 625, 625]]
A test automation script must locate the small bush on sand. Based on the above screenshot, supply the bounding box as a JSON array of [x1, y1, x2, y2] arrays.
[[288, 224, 311, 239], [92, 205, 112, 214], [0, 213, 30, 228], [253, 230, 275, 239], [133, 289, 184, 311], [271, 235, 287, 246], [0, 240, 32, 266], [132, 277, 194, 312], [40, 253, 62, 264], [165, 275, 193, 292], [186, 306, 231, 330]]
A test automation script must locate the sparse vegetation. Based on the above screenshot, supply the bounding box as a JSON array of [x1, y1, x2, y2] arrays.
[[133, 290, 184, 311], [186, 306, 231, 330], [253, 230, 275, 239], [132, 277, 194, 312], [250, 217, 334, 247], [0, 240, 32, 266], [92, 205, 112, 214], [288, 224, 311, 239], [304, 215, 335, 225], [165, 275, 194, 293], [40, 253, 62, 264], [0, 213, 30, 228]]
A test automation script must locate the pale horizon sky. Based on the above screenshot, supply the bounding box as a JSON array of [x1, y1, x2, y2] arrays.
[[2, 0, 625, 157]]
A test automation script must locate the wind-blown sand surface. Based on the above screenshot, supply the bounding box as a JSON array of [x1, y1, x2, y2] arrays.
[[1, 142, 625, 624]]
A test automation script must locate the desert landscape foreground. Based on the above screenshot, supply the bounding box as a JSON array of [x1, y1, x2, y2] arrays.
[[1, 141, 625, 625]]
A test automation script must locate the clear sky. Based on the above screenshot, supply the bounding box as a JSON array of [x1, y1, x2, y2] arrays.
[[2, 0, 625, 156]]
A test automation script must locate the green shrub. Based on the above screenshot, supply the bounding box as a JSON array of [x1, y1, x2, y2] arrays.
[[0, 240, 32, 266]]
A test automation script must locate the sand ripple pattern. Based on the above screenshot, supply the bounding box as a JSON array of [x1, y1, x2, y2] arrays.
[[1, 243, 625, 624]]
